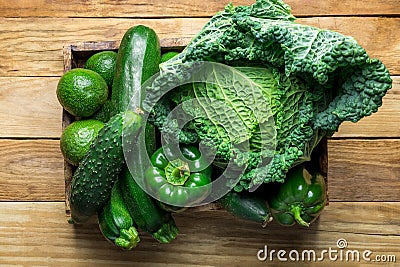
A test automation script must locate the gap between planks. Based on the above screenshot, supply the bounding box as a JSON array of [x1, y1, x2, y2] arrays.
[[0, 139, 398, 202]]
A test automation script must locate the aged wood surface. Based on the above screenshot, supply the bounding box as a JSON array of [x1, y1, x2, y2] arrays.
[[0, 0, 399, 265], [0, 139, 398, 202], [0, 17, 399, 77], [0, 202, 398, 266], [328, 139, 400, 202], [0, 0, 399, 18], [0, 76, 398, 138], [0, 77, 62, 138], [0, 139, 65, 201]]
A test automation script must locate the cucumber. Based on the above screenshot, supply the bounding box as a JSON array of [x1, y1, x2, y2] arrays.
[[217, 191, 273, 227], [120, 167, 178, 243], [98, 180, 140, 250], [68, 111, 142, 224], [112, 25, 161, 113]]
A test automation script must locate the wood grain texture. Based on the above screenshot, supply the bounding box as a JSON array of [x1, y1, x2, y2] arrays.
[[0, 139, 64, 201], [0, 202, 398, 266], [0, 0, 398, 266], [0, 17, 398, 77], [1, 77, 397, 138], [328, 139, 400, 202], [0, 139, 398, 202], [0, 0, 398, 18], [0, 17, 207, 77], [0, 77, 62, 138]]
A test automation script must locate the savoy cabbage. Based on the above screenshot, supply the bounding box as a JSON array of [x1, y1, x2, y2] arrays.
[[143, 0, 392, 191]]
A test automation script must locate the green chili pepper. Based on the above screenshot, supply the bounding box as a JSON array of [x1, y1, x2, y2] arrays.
[[268, 164, 327, 227], [145, 145, 212, 208]]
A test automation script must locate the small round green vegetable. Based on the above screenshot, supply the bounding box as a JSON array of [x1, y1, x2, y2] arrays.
[[160, 51, 179, 63], [60, 119, 104, 166], [57, 68, 108, 117], [85, 51, 117, 87]]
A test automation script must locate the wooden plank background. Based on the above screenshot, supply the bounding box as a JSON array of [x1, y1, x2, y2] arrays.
[[0, 0, 399, 266], [0, 17, 399, 77], [0, 0, 399, 17]]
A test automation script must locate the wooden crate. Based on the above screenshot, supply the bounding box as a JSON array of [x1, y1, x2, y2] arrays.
[[62, 40, 328, 216]]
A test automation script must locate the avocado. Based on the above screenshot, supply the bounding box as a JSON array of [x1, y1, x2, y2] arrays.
[[60, 119, 104, 166], [57, 68, 108, 117], [85, 51, 117, 87], [160, 51, 179, 63]]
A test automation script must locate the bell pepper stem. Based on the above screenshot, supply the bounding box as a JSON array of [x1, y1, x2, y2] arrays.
[[290, 205, 310, 227], [165, 159, 190, 186]]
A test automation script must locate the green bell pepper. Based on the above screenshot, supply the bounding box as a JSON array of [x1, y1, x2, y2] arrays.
[[145, 145, 212, 208], [268, 164, 327, 227]]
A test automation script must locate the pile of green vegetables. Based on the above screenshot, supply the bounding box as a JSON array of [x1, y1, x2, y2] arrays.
[[59, 0, 392, 250]]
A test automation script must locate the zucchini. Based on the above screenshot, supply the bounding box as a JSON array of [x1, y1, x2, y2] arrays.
[[145, 123, 157, 157], [120, 167, 178, 243], [68, 111, 142, 224], [110, 25, 177, 243], [98, 180, 140, 250], [217, 191, 273, 227], [111, 25, 161, 113], [151, 217, 179, 243], [110, 25, 160, 152], [111, 25, 177, 243]]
